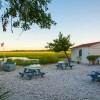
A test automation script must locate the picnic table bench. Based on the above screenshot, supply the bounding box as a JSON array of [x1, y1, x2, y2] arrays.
[[56, 61, 74, 70], [19, 65, 45, 79], [87, 70, 100, 81]]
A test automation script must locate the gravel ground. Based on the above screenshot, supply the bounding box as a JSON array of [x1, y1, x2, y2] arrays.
[[0, 63, 100, 100]]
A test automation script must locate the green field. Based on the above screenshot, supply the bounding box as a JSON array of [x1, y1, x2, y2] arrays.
[[0, 51, 71, 65]]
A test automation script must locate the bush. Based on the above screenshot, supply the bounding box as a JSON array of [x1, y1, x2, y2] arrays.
[[12, 55, 59, 65], [39, 55, 59, 64], [87, 55, 100, 64], [13, 59, 35, 66], [87, 55, 99, 61]]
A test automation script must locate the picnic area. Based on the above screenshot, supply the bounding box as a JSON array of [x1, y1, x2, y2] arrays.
[[0, 63, 100, 100]]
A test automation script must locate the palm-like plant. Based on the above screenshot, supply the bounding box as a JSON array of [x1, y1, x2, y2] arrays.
[[0, 91, 11, 100]]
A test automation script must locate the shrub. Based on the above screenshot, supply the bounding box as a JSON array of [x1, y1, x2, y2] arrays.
[[87, 55, 99, 61], [87, 55, 100, 64], [39, 55, 59, 64], [0, 91, 10, 100], [13, 59, 34, 66]]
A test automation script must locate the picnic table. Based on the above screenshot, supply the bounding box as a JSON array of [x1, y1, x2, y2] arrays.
[[56, 61, 74, 70], [87, 70, 100, 81], [19, 64, 45, 79]]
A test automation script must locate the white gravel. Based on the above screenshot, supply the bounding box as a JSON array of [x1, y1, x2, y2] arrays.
[[0, 63, 100, 100]]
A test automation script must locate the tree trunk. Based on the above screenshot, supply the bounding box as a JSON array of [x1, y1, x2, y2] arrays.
[[64, 51, 70, 62]]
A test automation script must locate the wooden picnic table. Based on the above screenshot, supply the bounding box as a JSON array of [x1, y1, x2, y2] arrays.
[[56, 61, 74, 70], [87, 70, 100, 81], [19, 64, 45, 79]]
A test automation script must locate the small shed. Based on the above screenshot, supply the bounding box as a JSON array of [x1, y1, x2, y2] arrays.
[[71, 41, 100, 64]]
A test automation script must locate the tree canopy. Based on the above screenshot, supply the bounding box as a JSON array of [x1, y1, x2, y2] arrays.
[[45, 32, 74, 61], [0, 0, 56, 32]]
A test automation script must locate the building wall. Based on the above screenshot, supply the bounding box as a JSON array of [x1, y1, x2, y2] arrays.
[[71, 43, 100, 64], [71, 47, 90, 64], [90, 43, 100, 55], [81, 47, 90, 63], [71, 48, 79, 62]]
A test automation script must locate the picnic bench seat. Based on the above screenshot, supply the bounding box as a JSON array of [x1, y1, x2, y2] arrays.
[[19, 71, 45, 79], [19, 66, 45, 79], [87, 70, 100, 81]]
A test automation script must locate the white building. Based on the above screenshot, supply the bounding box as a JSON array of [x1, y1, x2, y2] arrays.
[[71, 41, 100, 64]]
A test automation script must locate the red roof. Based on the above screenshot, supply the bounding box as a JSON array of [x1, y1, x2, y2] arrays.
[[72, 41, 100, 48]]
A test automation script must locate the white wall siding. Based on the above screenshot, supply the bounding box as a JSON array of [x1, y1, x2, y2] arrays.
[[71, 47, 90, 64], [71, 43, 100, 64], [80, 47, 90, 64], [90, 48, 100, 55], [90, 44, 100, 55]]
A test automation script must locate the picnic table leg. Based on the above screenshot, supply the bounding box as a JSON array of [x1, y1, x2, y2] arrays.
[[92, 78, 95, 81], [19, 72, 24, 77], [41, 73, 45, 77], [38, 69, 45, 77], [21, 74, 24, 77], [70, 66, 72, 69], [28, 76, 32, 80], [90, 75, 96, 81], [61, 66, 64, 70], [57, 66, 59, 69]]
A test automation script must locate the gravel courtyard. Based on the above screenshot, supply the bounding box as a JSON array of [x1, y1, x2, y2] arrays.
[[0, 63, 100, 100]]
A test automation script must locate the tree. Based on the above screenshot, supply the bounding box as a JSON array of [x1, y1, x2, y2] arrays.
[[0, 0, 56, 32], [45, 32, 74, 61], [0, 1, 1, 9]]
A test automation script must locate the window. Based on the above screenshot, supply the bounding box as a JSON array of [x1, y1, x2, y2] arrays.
[[79, 49, 82, 57]]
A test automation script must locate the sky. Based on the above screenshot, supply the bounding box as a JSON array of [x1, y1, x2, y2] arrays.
[[0, 0, 100, 51]]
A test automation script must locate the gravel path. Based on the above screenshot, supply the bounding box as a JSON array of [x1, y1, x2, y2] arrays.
[[0, 63, 100, 100]]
